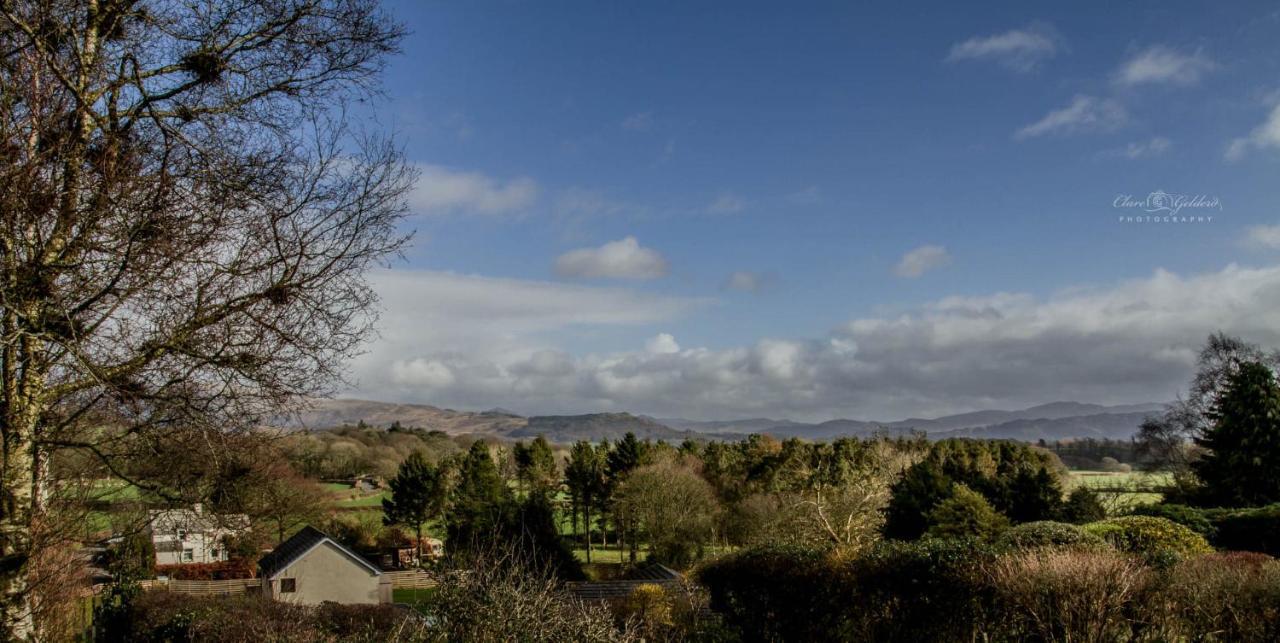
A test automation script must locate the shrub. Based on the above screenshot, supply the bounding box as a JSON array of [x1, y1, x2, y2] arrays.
[[926, 484, 1009, 541], [985, 549, 1148, 642], [1059, 487, 1107, 524], [998, 521, 1108, 551], [845, 538, 999, 641], [1130, 503, 1215, 538], [1083, 516, 1211, 565], [1209, 504, 1280, 557], [697, 545, 845, 642], [1146, 552, 1280, 641], [155, 559, 256, 580], [113, 592, 424, 642]]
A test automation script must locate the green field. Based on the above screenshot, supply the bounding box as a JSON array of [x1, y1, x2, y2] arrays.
[[1068, 469, 1170, 510]]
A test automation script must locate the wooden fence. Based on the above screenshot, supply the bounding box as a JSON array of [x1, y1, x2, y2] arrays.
[[383, 570, 437, 589]]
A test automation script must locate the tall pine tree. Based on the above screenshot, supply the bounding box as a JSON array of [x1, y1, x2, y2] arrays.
[[382, 452, 446, 561], [1194, 361, 1280, 507]]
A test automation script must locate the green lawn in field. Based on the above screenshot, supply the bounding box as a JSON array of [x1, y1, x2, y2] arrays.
[[392, 587, 437, 608], [334, 490, 391, 508], [1068, 469, 1171, 511]]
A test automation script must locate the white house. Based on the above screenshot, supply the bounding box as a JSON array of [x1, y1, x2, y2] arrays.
[[149, 504, 249, 566], [258, 526, 392, 605]]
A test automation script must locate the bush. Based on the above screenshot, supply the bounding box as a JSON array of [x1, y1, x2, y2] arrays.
[[985, 549, 1148, 642], [845, 538, 999, 641], [1209, 504, 1280, 557], [1130, 503, 1215, 538], [155, 559, 256, 580], [926, 484, 1009, 541], [998, 521, 1107, 551], [697, 545, 845, 642], [113, 592, 424, 642], [1059, 487, 1107, 524], [1146, 552, 1280, 641], [1083, 516, 1212, 565]]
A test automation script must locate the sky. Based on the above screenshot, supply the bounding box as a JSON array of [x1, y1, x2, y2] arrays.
[[341, 0, 1280, 422]]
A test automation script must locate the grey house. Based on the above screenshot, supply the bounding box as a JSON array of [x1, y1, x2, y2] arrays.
[[258, 526, 391, 605]]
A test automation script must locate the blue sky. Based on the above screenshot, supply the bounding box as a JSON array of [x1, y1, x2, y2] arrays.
[[344, 1, 1280, 421]]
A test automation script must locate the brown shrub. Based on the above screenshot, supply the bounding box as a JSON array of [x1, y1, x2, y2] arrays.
[[986, 549, 1148, 643], [156, 558, 257, 580], [1144, 552, 1280, 642]]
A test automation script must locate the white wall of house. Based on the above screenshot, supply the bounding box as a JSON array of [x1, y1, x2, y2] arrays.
[[150, 505, 245, 567], [262, 541, 389, 605]]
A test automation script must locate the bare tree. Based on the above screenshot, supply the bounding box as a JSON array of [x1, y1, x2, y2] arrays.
[[0, 1, 410, 636]]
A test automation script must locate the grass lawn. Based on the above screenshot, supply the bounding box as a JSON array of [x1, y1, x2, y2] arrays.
[[334, 490, 391, 508], [1068, 469, 1171, 511], [392, 587, 437, 607]]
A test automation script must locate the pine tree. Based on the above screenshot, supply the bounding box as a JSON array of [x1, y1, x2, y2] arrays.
[[1194, 361, 1280, 507], [565, 441, 607, 562], [447, 441, 513, 555], [382, 452, 446, 561]]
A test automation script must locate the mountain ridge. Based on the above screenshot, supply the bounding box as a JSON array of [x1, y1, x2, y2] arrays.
[[278, 398, 1167, 443]]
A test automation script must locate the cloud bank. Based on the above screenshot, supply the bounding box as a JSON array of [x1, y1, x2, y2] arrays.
[[349, 264, 1280, 421]]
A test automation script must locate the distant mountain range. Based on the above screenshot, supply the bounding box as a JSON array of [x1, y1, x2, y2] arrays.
[[278, 398, 1167, 443]]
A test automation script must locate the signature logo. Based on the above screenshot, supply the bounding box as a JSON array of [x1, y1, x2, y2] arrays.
[[1114, 190, 1221, 216]]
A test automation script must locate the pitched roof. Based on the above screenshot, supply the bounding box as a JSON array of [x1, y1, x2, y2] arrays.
[[257, 525, 383, 579], [566, 563, 684, 602]]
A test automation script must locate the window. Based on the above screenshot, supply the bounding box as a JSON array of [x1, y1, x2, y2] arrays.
[[182, 549, 194, 562], [176, 529, 187, 540], [280, 578, 297, 593], [210, 548, 220, 560]]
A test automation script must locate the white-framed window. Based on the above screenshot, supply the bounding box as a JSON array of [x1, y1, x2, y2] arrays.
[[210, 548, 220, 559], [176, 529, 187, 540], [280, 578, 297, 593], [182, 549, 194, 562]]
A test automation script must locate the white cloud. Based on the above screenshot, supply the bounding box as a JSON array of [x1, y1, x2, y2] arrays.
[[554, 237, 669, 280], [894, 245, 952, 278], [724, 271, 769, 293], [409, 164, 539, 215], [1107, 137, 1173, 160], [1225, 104, 1280, 161], [645, 333, 681, 354], [1114, 46, 1215, 87], [946, 24, 1062, 72], [1246, 224, 1280, 249], [621, 112, 654, 131], [1016, 95, 1128, 140], [350, 264, 1280, 421], [706, 192, 747, 215]]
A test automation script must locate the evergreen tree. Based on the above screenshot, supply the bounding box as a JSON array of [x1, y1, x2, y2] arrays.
[[1005, 468, 1064, 523], [1059, 487, 1107, 524], [382, 451, 446, 561], [564, 441, 607, 562], [883, 460, 954, 540], [1194, 361, 1280, 506], [447, 441, 514, 555], [520, 435, 559, 498]]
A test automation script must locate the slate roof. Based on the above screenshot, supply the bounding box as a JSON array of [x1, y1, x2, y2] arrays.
[[566, 563, 684, 601], [258, 525, 382, 579]]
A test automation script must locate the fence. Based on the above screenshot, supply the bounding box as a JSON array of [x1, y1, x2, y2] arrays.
[[383, 570, 437, 589]]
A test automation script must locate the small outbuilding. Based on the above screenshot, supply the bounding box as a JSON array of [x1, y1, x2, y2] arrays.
[[258, 526, 391, 605]]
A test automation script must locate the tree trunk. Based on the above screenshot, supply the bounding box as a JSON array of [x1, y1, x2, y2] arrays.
[[0, 396, 40, 640], [415, 523, 423, 565], [584, 503, 592, 564]]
